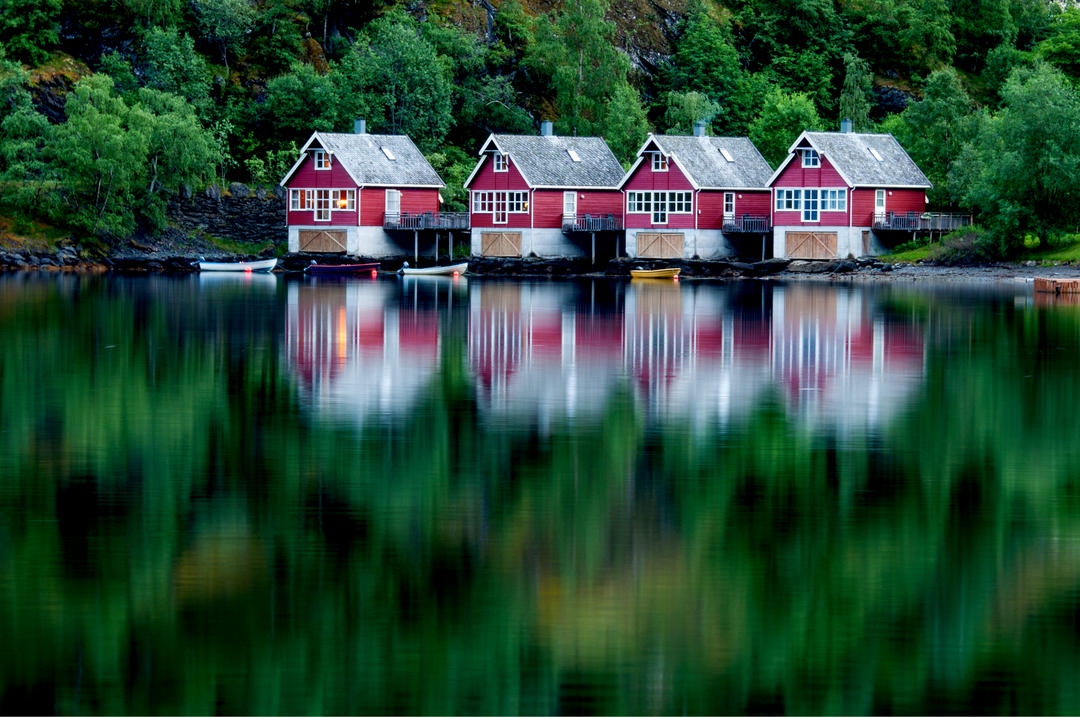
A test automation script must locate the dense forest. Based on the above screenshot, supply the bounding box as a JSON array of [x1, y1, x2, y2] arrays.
[[2, 0, 1080, 254]]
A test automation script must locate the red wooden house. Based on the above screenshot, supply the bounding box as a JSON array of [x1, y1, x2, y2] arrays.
[[280, 121, 452, 258], [618, 124, 773, 259], [767, 128, 932, 259], [464, 122, 626, 260]]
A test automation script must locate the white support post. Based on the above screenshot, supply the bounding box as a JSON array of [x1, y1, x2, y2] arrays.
[[414, 230, 419, 263]]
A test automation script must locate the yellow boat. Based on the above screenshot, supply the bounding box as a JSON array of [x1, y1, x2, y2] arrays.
[[630, 267, 680, 280]]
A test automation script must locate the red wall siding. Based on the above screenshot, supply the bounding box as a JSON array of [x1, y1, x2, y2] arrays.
[[851, 188, 926, 227], [738, 191, 771, 216], [532, 190, 563, 229], [579, 191, 623, 219], [357, 188, 440, 227], [624, 159, 696, 229], [774, 156, 847, 188], [361, 188, 385, 226], [698, 191, 725, 229], [469, 154, 532, 229], [286, 153, 360, 226]]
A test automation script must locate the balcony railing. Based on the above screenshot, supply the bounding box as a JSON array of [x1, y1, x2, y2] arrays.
[[873, 211, 972, 232], [561, 214, 623, 232], [384, 212, 470, 231], [722, 215, 771, 233]]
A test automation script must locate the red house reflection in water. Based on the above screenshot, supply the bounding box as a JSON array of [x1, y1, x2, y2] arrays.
[[284, 280, 445, 423]]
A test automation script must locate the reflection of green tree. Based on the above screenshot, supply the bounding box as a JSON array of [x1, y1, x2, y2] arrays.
[[3, 279, 1080, 713]]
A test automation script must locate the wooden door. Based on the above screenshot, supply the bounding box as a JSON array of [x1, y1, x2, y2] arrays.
[[299, 229, 347, 253], [637, 232, 684, 259], [481, 231, 522, 257], [784, 231, 838, 259]]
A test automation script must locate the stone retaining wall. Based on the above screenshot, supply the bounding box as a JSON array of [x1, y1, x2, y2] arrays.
[[168, 184, 287, 246]]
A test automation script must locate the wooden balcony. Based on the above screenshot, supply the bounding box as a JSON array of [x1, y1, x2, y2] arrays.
[[562, 214, 623, 232], [722, 215, 771, 233], [873, 211, 972, 232], [384, 212, 470, 231]]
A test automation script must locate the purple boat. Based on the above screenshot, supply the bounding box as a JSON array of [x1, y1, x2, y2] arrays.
[[304, 261, 380, 276]]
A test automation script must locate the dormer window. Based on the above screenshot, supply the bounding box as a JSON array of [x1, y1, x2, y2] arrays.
[[314, 150, 330, 170], [652, 153, 668, 172], [493, 152, 508, 172], [801, 148, 820, 168]]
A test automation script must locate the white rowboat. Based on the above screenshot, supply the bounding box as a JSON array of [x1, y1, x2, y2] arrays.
[[398, 262, 467, 276], [198, 258, 277, 273]]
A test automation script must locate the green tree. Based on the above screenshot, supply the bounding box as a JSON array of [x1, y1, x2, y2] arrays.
[[118, 0, 186, 28], [142, 27, 212, 117], [244, 141, 299, 185], [260, 64, 342, 144], [882, 68, 978, 206], [749, 89, 822, 167], [195, 0, 255, 78], [952, 63, 1080, 252], [333, 12, 453, 151], [664, 3, 755, 133], [0, 0, 60, 65], [660, 91, 721, 134], [136, 87, 220, 228], [0, 74, 58, 212], [527, 0, 647, 161], [1036, 9, 1080, 79], [49, 75, 151, 236], [839, 52, 872, 130]]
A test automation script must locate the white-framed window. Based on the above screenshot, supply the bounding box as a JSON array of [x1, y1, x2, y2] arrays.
[[627, 191, 652, 213], [290, 188, 315, 210], [800, 148, 820, 168], [723, 192, 735, 216], [821, 188, 846, 212], [314, 150, 330, 170], [802, 188, 819, 222], [652, 153, 669, 172], [775, 188, 800, 211], [330, 189, 356, 211], [626, 191, 692, 222], [472, 191, 493, 213], [493, 152, 508, 172], [471, 190, 527, 214], [507, 191, 528, 213], [315, 189, 331, 221]]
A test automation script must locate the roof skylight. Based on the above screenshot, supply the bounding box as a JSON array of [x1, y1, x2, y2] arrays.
[[868, 147, 883, 161], [719, 148, 735, 163], [381, 147, 396, 160], [567, 149, 581, 162]]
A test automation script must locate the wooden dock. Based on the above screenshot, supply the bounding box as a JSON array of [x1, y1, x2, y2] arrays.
[[1034, 278, 1080, 295]]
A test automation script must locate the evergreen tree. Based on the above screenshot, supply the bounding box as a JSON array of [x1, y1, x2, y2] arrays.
[[839, 53, 872, 130], [749, 89, 823, 167]]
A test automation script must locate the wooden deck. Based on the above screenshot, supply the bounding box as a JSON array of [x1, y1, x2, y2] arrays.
[[562, 214, 623, 233], [384, 212, 470, 231], [722, 215, 771, 234], [873, 212, 972, 232]]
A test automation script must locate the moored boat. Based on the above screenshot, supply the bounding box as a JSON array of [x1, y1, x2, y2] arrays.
[[305, 261, 380, 275], [198, 258, 277, 273], [630, 267, 680, 279], [398, 262, 468, 276]]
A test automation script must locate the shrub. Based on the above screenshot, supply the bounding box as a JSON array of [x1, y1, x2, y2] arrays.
[[926, 226, 1003, 265]]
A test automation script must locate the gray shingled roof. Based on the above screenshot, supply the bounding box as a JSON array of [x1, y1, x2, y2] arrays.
[[649, 135, 773, 189], [802, 132, 930, 188], [489, 134, 625, 188], [314, 132, 444, 187]]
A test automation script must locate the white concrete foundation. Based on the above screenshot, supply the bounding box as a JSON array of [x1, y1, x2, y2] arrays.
[[289, 225, 450, 258]]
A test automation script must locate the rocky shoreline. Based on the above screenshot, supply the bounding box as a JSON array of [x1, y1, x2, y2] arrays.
[[2, 244, 1077, 283]]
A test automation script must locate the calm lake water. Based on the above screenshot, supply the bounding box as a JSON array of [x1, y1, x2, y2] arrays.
[[1, 272, 1078, 714]]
